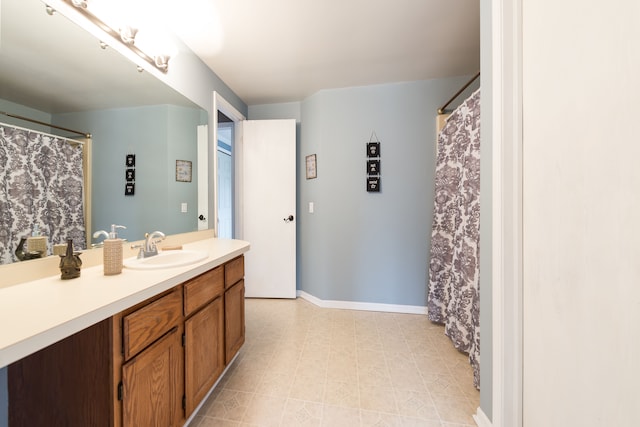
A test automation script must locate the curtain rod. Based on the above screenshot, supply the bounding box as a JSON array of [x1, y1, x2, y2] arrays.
[[437, 71, 480, 115], [0, 111, 91, 138]]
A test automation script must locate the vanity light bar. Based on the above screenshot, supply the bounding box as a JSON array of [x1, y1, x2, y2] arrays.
[[56, 0, 170, 73]]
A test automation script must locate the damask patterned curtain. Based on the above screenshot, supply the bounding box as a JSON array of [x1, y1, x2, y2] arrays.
[[0, 124, 86, 264], [427, 89, 481, 388]]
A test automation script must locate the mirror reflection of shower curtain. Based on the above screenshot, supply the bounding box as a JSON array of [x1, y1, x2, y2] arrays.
[[0, 124, 86, 264], [427, 89, 481, 388]]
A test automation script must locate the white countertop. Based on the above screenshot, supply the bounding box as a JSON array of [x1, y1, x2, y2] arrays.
[[0, 238, 249, 368]]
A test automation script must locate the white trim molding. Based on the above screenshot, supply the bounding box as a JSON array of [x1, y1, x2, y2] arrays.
[[211, 91, 245, 239], [491, 0, 523, 425], [297, 291, 428, 315], [474, 407, 493, 427]]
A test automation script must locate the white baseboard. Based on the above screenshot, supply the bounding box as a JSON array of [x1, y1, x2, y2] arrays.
[[296, 290, 427, 315], [473, 407, 492, 427]]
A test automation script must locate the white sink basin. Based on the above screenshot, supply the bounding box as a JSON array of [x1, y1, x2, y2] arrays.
[[124, 250, 209, 270]]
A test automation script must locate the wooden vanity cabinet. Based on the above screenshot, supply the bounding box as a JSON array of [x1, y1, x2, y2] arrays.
[[8, 255, 246, 427], [224, 256, 245, 363], [118, 288, 184, 427], [183, 266, 225, 417], [121, 327, 183, 427], [8, 318, 116, 427]]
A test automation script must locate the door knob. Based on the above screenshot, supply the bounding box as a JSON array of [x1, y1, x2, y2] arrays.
[[198, 214, 206, 221], [283, 215, 294, 223]]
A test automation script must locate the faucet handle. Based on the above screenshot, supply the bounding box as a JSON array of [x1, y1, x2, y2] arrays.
[[130, 243, 144, 259]]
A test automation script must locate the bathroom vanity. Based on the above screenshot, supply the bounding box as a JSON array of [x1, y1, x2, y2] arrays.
[[0, 235, 249, 427]]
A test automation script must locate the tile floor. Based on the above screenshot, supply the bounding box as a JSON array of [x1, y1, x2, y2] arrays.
[[190, 298, 479, 427]]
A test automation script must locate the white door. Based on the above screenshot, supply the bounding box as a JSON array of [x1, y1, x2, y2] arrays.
[[196, 125, 209, 230], [217, 149, 233, 238], [240, 119, 296, 298]]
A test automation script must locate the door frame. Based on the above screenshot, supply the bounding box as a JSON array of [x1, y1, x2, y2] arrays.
[[491, 0, 523, 426], [212, 92, 245, 238]]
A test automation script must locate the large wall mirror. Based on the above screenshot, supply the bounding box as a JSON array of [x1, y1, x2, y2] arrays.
[[0, 0, 208, 264]]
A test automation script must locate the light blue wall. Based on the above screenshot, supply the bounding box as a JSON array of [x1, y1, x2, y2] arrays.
[[297, 77, 478, 305], [246, 79, 480, 307], [54, 105, 206, 242], [480, 0, 493, 419], [248, 102, 302, 123], [0, 100, 52, 133]]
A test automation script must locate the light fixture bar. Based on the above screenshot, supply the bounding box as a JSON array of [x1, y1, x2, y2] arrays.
[[59, 0, 169, 73]]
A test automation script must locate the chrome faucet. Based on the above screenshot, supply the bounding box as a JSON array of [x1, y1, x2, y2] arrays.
[[132, 231, 165, 258], [92, 230, 109, 247]]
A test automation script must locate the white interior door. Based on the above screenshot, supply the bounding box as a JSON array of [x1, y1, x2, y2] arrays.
[[196, 125, 208, 230], [240, 119, 296, 298], [217, 149, 232, 238]]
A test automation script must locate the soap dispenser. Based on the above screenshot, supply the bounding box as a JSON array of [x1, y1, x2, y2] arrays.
[[103, 224, 126, 275], [27, 224, 47, 255]]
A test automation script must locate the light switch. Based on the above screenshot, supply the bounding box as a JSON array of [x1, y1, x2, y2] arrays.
[[181, 202, 188, 213], [309, 202, 314, 214]]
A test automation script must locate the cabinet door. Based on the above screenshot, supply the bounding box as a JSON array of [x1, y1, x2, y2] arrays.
[[122, 328, 184, 427], [184, 297, 225, 416], [225, 279, 245, 363]]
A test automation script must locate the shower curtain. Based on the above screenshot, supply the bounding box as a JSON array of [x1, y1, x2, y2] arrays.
[[428, 89, 481, 388], [0, 124, 86, 264]]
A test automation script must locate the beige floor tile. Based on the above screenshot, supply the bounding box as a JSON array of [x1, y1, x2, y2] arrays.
[[358, 363, 393, 388], [431, 394, 477, 425], [327, 356, 358, 382], [329, 347, 357, 364], [414, 354, 454, 377], [389, 369, 427, 391], [321, 405, 361, 427], [330, 335, 357, 350], [281, 399, 323, 426], [394, 389, 440, 420], [381, 338, 411, 354], [406, 338, 440, 356], [296, 361, 328, 380], [191, 298, 480, 427], [423, 373, 466, 398], [204, 389, 253, 422], [224, 368, 265, 393], [241, 394, 287, 426], [289, 374, 327, 402], [356, 348, 387, 368], [254, 370, 294, 398], [359, 384, 398, 414], [441, 423, 476, 427], [324, 379, 361, 408], [397, 417, 443, 427], [191, 415, 242, 426], [268, 348, 301, 370], [355, 334, 383, 352], [360, 409, 403, 426]]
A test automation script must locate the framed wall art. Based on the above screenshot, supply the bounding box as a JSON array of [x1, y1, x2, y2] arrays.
[[176, 160, 192, 182], [306, 154, 317, 179], [366, 142, 380, 158]]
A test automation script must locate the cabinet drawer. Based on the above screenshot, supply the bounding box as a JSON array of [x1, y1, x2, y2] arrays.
[[123, 289, 182, 360], [225, 255, 244, 289], [184, 266, 224, 317]]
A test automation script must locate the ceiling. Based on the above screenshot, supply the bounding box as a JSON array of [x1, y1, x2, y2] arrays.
[[174, 0, 481, 105], [0, 0, 479, 113]]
